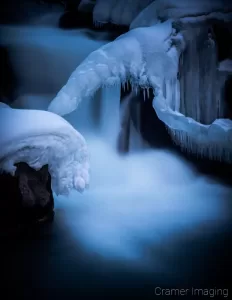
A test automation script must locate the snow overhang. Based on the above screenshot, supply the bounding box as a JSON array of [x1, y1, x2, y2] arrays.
[[0, 104, 90, 195]]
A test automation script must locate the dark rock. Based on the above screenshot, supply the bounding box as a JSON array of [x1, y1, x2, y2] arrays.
[[117, 85, 174, 153], [0, 0, 59, 24], [0, 46, 18, 104], [59, 10, 93, 29], [224, 75, 232, 119], [117, 85, 132, 154], [58, 8, 129, 39], [0, 162, 54, 236]]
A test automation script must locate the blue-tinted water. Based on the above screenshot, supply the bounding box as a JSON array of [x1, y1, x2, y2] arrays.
[[1, 13, 232, 299]]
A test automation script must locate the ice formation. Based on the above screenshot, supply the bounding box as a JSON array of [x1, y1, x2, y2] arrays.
[[0, 104, 90, 195], [49, 0, 232, 161], [48, 20, 180, 115]]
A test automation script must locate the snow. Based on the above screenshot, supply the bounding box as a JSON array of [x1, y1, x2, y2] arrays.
[[0, 106, 90, 195], [48, 16, 232, 159], [48, 1, 232, 161], [48, 21, 178, 115], [0, 102, 10, 108], [130, 0, 232, 29], [2, 12, 231, 261], [153, 92, 232, 147]]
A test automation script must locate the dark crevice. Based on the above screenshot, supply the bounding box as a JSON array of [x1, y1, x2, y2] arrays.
[[0, 163, 54, 236], [224, 75, 232, 119], [117, 84, 132, 154], [59, 10, 129, 38], [0, 46, 18, 103], [138, 88, 174, 149], [212, 22, 232, 62]]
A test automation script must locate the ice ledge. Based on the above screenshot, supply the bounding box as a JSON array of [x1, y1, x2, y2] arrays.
[[153, 89, 232, 146]]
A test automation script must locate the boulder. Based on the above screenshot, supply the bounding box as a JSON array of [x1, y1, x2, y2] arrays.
[[0, 162, 54, 236]]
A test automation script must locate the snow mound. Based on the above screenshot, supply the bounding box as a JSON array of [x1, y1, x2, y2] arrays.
[[0, 106, 90, 195]]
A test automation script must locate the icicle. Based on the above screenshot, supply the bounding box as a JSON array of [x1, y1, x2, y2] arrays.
[[143, 89, 146, 101], [131, 82, 136, 92], [135, 86, 138, 95], [146, 88, 150, 99], [93, 20, 103, 28], [166, 25, 232, 162], [175, 79, 180, 112], [126, 81, 130, 91]]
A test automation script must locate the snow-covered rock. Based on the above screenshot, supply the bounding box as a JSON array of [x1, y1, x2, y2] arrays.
[[0, 106, 90, 195], [48, 0, 232, 161]]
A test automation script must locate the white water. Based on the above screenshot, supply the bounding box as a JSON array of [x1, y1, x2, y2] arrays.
[[2, 16, 231, 269]]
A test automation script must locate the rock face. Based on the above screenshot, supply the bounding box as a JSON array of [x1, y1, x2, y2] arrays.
[[0, 163, 54, 235]]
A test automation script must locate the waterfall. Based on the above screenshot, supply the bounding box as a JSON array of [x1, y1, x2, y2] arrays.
[[99, 86, 121, 148], [117, 86, 146, 154], [1, 13, 231, 266]]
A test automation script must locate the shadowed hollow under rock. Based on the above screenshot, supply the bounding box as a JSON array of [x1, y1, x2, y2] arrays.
[[0, 162, 54, 235]]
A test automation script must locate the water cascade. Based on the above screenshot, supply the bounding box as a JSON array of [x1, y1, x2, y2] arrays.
[[1, 13, 231, 265]]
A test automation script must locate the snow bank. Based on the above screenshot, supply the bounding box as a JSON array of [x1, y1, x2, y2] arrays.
[[0, 106, 90, 195]]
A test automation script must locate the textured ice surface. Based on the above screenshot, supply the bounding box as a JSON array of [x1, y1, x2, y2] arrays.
[[48, 21, 178, 115], [48, 14, 232, 160], [163, 25, 232, 160], [0, 106, 89, 195], [25, 1, 231, 161]]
